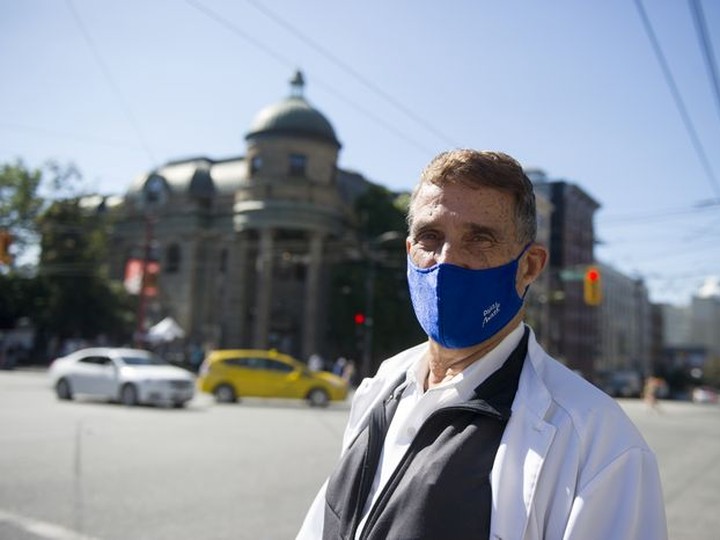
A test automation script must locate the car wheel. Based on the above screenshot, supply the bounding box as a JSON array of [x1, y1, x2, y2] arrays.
[[55, 378, 73, 400], [213, 384, 237, 403], [307, 388, 330, 407], [120, 384, 139, 407]]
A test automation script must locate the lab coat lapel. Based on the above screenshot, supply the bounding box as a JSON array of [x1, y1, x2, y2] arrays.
[[490, 331, 556, 540]]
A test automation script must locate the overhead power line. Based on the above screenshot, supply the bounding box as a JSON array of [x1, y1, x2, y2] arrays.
[[183, 0, 442, 155], [65, 0, 157, 166], [611, 238, 720, 264], [689, 0, 720, 123], [633, 0, 720, 199], [599, 199, 720, 224], [244, 0, 462, 149]]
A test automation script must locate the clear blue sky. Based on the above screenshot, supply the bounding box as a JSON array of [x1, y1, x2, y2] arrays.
[[2, 0, 719, 307]]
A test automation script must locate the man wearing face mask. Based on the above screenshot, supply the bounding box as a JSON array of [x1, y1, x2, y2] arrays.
[[297, 149, 667, 540]]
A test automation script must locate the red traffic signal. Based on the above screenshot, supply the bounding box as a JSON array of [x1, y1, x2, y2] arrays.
[[583, 266, 602, 306], [353, 312, 366, 325]]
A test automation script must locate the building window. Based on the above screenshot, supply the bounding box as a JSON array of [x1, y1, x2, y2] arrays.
[[250, 155, 263, 175], [145, 174, 166, 206], [289, 154, 307, 176], [166, 244, 181, 273]]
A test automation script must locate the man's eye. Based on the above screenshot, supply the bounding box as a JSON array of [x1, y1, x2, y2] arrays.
[[414, 231, 440, 246], [471, 235, 492, 244], [468, 233, 494, 246]]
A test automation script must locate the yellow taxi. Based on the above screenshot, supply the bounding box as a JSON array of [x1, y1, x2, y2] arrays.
[[197, 349, 348, 407]]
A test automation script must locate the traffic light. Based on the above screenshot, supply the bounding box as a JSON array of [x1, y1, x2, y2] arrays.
[[0, 230, 12, 265], [353, 312, 366, 325], [583, 266, 602, 306]]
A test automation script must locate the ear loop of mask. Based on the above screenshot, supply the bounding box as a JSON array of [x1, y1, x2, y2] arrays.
[[517, 243, 533, 300]]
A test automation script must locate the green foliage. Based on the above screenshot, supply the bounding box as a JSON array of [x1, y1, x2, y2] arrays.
[[0, 273, 48, 329], [326, 261, 368, 357], [369, 260, 425, 361], [0, 160, 133, 357], [325, 184, 423, 375], [355, 184, 409, 238], [0, 159, 83, 265], [0, 160, 43, 256], [37, 198, 134, 343]]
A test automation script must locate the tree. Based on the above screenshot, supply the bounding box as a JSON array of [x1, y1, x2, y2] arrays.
[[0, 160, 43, 267], [0, 272, 48, 329], [0, 159, 83, 268], [326, 185, 424, 375], [37, 198, 134, 345], [0, 160, 133, 362]]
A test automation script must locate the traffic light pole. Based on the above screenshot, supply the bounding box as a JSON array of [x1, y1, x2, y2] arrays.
[[134, 214, 155, 347], [359, 231, 404, 379], [360, 255, 376, 379]]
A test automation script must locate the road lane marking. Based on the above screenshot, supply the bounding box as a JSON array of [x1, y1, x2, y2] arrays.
[[0, 509, 100, 540]]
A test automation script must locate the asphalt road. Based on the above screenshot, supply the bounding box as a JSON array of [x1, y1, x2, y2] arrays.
[[0, 369, 718, 540]]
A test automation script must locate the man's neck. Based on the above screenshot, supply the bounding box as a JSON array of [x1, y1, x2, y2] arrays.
[[424, 313, 524, 391]]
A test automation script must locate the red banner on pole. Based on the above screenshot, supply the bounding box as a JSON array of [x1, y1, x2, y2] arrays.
[[124, 259, 160, 297]]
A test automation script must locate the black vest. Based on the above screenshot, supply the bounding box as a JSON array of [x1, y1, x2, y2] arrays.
[[324, 329, 529, 540]]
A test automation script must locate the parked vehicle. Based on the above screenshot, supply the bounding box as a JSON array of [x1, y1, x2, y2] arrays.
[[692, 386, 719, 404], [48, 347, 196, 408], [197, 349, 348, 406], [596, 369, 643, 398]]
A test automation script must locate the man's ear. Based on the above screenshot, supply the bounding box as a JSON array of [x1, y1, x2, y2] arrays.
[[518, 243, 548, 292]]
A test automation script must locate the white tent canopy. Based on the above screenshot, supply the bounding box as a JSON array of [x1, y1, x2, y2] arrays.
[[146, 317, 185, 343]]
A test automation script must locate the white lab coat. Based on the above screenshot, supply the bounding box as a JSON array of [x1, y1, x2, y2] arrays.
[[297, 327, 668, 540]]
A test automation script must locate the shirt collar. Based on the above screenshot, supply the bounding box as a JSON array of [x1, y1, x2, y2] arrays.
[[406, 322, 525, 400]]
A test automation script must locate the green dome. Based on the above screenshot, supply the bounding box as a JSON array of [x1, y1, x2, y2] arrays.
[[245, 72, 340, 147]]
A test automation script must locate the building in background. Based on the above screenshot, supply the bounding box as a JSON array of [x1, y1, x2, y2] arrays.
[[595, 262, 652, 376], [691, 279, 720, 359], [523, 187, 553, 350], [661, 303, 694, 349], [104, 74, 646, 377], [656, 278, 720, 395], [532, 174, 601, 376], [110, 72, 374, 361]]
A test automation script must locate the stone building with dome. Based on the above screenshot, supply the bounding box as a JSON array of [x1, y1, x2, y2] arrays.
[[109, 72, 377, 361]]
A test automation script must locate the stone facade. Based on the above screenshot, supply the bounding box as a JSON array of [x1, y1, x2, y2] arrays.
[[110, 73, 368, 361]]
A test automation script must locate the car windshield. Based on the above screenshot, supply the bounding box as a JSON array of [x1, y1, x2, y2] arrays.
[[120, 354, 168, 366]]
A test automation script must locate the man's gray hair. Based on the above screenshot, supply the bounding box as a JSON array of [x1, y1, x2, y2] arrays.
[[407, 149, 537, 243]]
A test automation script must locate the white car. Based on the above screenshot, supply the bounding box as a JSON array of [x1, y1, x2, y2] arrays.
[[48, 347, 196, 408]]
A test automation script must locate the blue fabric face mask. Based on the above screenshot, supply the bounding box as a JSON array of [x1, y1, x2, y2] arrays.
[[406, 246, 529, 349]]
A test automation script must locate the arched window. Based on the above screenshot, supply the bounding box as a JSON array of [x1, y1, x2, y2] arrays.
[[144, 173, 167, 207], [289, 154, 307, 176], [166, 244, 181, 273], [250, 155, 263, 175]]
